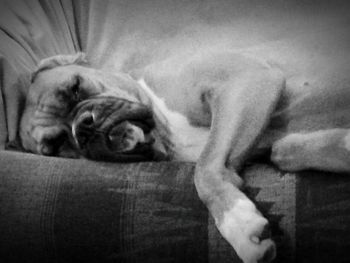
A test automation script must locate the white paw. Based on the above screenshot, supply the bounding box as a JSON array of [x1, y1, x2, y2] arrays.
[[271, 133, 310, 171], [218, 199, 276, 263]]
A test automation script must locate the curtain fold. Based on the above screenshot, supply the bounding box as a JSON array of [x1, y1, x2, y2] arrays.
[[0, 0, 81, 147]]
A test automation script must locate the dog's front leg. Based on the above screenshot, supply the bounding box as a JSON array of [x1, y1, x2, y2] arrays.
[[195, 68, 284, 263]]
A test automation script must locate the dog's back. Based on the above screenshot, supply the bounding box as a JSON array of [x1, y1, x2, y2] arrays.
[[142, 1, 350, 139]]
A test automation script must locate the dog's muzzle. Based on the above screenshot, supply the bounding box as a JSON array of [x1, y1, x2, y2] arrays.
[[71, 96, 157, 162]]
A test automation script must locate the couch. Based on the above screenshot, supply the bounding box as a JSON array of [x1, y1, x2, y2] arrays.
[[1, 1, 350, 262]]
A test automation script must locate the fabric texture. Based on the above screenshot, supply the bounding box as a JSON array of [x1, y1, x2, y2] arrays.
[[0, 150, 296, 263], [1, 1, 350, 262], [1, 150, 350, 263], [0, 151, 209, 263]]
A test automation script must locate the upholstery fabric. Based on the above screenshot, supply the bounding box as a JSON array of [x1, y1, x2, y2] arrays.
[[2, 150, 350, 263], [1, 1, 350, 262], [0, 150, 297, 263]]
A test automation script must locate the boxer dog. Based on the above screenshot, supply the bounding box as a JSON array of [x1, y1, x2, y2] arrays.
[[19, 28, 350, 262]]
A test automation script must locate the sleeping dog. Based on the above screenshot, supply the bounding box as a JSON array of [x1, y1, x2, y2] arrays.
[[20, 45, 350, 262]]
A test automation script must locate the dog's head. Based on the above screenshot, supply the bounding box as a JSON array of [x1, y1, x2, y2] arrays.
[[20, 53, 168, 162]]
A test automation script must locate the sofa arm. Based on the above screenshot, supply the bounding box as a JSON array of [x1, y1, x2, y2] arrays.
[[1, 150, 350, 263], [0, 150, 232, 263]]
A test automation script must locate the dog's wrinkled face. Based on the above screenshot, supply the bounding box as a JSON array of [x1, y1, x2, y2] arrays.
[[20, 55, 160, 162]]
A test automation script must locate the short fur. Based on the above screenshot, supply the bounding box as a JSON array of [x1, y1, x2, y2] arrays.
[[20, 17, 350, 261]]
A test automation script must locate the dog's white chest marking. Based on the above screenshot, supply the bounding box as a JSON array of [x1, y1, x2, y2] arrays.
[[138, 79, 209, 161]]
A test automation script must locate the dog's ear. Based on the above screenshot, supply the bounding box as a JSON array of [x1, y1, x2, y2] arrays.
[[31, 52, 88, 83]]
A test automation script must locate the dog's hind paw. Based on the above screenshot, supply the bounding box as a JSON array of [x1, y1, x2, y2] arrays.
[[271, 133, 311, 172]]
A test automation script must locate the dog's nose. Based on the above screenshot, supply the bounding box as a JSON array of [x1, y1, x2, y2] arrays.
[[72, 111, 96, 147]]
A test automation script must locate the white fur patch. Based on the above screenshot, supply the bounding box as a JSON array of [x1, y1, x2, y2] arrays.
[[137, 78, 209, 161], [137, 79, 189, 127], [220, 198, 257, 239], [219, 198, 270, 261]]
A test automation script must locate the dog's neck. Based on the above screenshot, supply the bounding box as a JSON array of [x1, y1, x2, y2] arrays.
[[137, 79, 208, 162]]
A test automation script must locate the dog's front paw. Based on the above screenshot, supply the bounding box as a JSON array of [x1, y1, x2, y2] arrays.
[[271, 133, 311, 171], [217, 199, 276, 263]]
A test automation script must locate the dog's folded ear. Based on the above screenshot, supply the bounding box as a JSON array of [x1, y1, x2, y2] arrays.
[[31, 52, 88, 83]]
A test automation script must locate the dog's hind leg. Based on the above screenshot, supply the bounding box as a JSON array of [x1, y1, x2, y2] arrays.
[[271, 128, 350, 172]]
